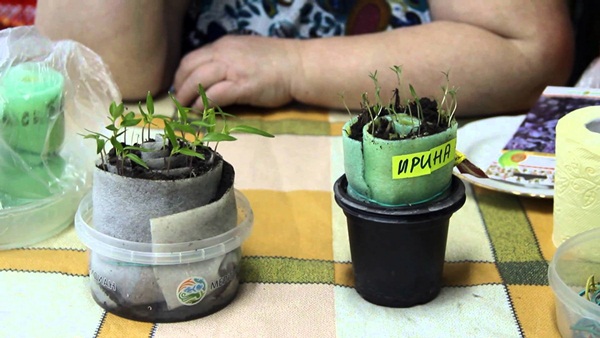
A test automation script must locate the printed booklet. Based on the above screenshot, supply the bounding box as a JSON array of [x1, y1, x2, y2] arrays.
[[485, 86, 600, 188]]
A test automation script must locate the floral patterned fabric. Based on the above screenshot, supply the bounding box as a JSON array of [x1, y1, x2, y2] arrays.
[[183, 0, 430, 52]]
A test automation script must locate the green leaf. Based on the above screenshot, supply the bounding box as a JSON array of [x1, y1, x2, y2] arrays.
[[146, 91, 154, 115], [205, 108, 216, 134], [123, 111, 136, 120], [152, 114, 171, 120], [137, 101, 149, 121], [169, 93, 188, 123], [109, 137, 123, 154], [96, 139, 106, 154], [216, 112, 236, 118], [409, 84, 418, 99], [105, 124, 119, 132], [109, 102, 124, 120], [120, 118, 142, 127], [125, 153, 149, 169], [163, 122, 178, 148], [229, 125, 274, 137], [79, 132, 101, 140], [190, 120, 215, 128], [170, 122, 196, 135], [177, 147, 205, 159], [202, 132, 237, 142], [198, 84, 210, 111], [189, 138, 204, 147], [214, 106, 235, 118]]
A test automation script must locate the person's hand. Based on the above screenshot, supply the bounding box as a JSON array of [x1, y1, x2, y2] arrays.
[[173, 35, 298, 109]]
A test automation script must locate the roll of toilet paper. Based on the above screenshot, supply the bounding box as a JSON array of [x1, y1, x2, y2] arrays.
[[553, 105, 600, 247]]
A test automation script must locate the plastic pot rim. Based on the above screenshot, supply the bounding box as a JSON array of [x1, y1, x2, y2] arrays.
[[333, 174, 466, 221], [74, 189, 253, 265]]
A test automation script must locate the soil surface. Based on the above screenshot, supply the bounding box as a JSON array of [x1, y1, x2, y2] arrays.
[[349, 89, 451, 141]]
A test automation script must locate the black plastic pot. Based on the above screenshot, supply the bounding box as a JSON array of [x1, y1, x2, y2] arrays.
[[333, 174, 466, 307]]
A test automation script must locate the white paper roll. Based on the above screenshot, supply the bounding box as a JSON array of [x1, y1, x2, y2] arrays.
[[553, 106, 600, 247]]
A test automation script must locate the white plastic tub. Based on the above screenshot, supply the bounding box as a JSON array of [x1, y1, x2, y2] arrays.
[[548, 227, 600, 337], [74, 190, 253, 322]]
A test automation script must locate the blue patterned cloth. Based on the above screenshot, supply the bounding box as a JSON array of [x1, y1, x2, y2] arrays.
[[183, 0, 430, 52]]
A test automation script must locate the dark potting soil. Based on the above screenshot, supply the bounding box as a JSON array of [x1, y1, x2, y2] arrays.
[[102, 142, 219, 180], [349, 89, 451, 141]]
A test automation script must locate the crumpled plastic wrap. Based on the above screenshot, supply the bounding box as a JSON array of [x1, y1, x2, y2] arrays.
[[575, 57, 600, 88], [0, 26, 122, 249], [0, 26, 120, 209]]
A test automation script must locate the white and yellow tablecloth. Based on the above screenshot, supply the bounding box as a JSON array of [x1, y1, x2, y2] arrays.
[[0, 102, 559, 337]]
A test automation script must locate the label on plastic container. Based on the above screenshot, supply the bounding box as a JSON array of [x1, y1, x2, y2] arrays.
[[90, 269, 117, 292], [392, 138, 456, 179], [176, 270, 237, 306], [177, 277, 208, 306]]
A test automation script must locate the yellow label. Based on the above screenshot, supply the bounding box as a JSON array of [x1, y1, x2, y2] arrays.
[[454, 150, 467, 165], [392, 138, 456, 179]]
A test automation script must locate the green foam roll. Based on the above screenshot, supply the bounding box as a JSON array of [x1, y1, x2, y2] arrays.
[[0, 62, 65, 158]]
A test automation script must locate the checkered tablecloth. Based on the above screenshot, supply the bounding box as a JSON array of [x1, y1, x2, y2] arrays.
[[0, 102, 559, 337]]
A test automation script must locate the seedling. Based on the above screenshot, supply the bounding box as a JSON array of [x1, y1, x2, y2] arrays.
[[82, 102, 148, 175], [138, 91, 170, 140], [343, 65, 458, 140], [580, 275, 600, 304], [408, 83, 424, 121], [82, 84, 274, 176]]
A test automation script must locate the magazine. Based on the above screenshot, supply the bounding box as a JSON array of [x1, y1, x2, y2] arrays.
[[485, 86, 600, 188]]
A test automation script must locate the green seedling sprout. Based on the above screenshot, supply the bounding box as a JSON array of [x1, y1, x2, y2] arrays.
[[185, 84, 273, 151], [343, 65, 458, 141], [81, 102, 148, 175], [338, 92, 354, 137], [82, 84, 274, 177], [391, 65, 403, 96], [437, 70, 458, 127], [390, 65, 404, 113], [139, 91, 155, 140], [369, 71, 383, 111], [138, 91, 170, 140], [408, 84, 423, 122], [364, 71, 389, 135], [338, 92, 353, 117], [583, 275, 598, 302]]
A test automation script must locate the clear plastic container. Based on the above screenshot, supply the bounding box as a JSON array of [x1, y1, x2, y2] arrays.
[[0, 187, 85, 250], [0, 62, 82, 250], [548, 227, 600, 337], [74, 190, 254, 323]]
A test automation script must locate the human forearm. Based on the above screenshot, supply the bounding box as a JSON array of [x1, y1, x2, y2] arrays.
[[35, 0, 189, 101], [290, 0, 573, 116]]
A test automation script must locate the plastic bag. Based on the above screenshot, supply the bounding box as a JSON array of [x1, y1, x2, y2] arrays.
[[575, 57, 600, 88], [0, 26, 120, 209]]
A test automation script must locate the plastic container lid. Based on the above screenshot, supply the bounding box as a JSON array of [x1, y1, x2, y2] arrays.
[[548, 227, 600, 336], [0, 186, 85, 250], [74, 190, 254, 265]]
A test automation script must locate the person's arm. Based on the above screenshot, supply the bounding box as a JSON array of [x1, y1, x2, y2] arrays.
[[35, 0, 190, 101], [289, 0, 574, 116], [172, 0, 573, 116]]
